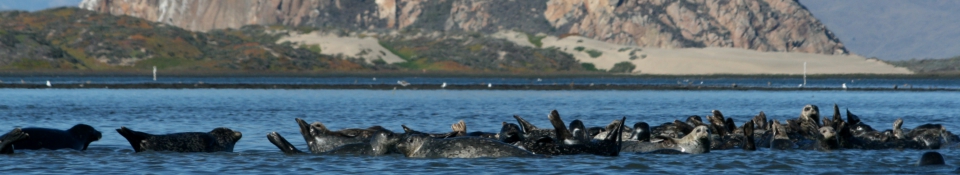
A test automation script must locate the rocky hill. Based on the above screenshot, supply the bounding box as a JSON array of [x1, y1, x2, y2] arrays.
[[80, 0, 848, 55]]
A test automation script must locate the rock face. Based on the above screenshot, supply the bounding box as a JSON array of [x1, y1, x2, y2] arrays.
[[80, 0, 847, 55]]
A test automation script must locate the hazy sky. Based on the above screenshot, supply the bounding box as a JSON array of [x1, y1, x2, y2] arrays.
[[0, 0, 81, 11]]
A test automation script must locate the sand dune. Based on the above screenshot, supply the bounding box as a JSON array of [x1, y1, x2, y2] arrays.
[[277, 32, 405, 64], [279, 30, 911, 75], [493, 31, 911, 75]]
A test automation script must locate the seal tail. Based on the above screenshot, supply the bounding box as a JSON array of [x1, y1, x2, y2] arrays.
[[451, 120, 467, 136], [602, 117, 626, 156], [116, 126, 150, 152], [547, 110, 574, 143], [513, 115, 538, 133], [267, 132, 303, 154], [0, 128, 29, 154]]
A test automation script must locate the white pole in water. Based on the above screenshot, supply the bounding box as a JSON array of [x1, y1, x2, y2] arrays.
[[153, 66, 157, 81], [803, 62, 807, 87]]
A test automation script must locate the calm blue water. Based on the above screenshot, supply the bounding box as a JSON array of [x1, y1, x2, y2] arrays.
[[2, 76, 959, 89], [1, 89, 959, 173]]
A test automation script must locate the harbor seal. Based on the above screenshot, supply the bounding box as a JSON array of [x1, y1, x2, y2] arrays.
[[0, 128, 29, 154], [797, 105, 822, 140], [268, 130, 400, 156], [629, 122, 650, 142], [624, 125, 710, 154], [12, 124, 101, 151], [396, 134, 534, 158], [918, 152, 946, 166], [294, 118, 386, 153], [116, 126, 242, 152]]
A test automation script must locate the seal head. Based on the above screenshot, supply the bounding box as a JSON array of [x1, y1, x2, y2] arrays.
[[918, 151, 946, 166]]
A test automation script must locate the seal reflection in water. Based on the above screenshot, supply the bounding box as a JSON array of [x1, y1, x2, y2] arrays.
[[116, 127, 242, 152], [0, 128, 30, 154], [396, 134, 534, 158], [12, 124, 102, 151]]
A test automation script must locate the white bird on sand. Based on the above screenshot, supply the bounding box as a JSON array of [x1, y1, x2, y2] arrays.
[[397, 80, 410, 87], [46, 80, 51, 87], [842, 83, 847, 89], [441, 82, 447, 88], [487, 83, 492, 88]]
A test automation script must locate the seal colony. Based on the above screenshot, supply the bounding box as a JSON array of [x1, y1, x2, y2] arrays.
[[2, 104, 960, 160]]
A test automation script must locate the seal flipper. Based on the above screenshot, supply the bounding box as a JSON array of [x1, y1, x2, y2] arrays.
[[742, 121, 756, 151], [116, 126, 151, 152], [513, 115, 539, 134], [547, 110, 575, 144], [0, 128, 29, 154], [846, 109, 861, 125], [267, 132, 303, 154]]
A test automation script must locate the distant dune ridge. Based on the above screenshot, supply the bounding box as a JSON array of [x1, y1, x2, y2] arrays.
[[59, 0, 910, 74]]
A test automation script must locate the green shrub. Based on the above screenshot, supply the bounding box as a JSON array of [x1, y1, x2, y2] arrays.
[[581, 63, 599, 71], [586, 49, 602, 58], [526, 33, 546, 48], [304, 44, 321, 54], [609, 61, 636, 73], [574, 46, 585, 52]]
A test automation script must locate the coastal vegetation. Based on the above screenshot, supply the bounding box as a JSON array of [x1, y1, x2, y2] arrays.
[[0, 7, 595, 75]]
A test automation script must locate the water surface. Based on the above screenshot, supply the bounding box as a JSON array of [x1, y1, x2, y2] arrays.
[[1, 89, 958, 173]]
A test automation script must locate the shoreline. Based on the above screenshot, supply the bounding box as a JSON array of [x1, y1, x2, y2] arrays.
[[2, 70, 960, 79], [1, 83, 953, 91]]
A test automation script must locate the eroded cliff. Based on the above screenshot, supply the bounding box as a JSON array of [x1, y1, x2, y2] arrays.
[[80, 0, 846, 55]]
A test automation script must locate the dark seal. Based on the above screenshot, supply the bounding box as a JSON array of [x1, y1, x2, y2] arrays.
[[918, 151, 946, 166], [267, 130, 401, 156], [293, 118, 390, 153], [0, 128, 29, 154], [116, 126, 242, 152], [13, 124, 102, 151]]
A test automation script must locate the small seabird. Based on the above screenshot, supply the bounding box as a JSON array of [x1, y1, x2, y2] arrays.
[[373, 77, 377, 81], [397, 80, 410, 87], [700, 81, 703, 84], [487, 83, 492, 88], [798, 84, 803, 87], [46, 80, 51, 87], [441, 82, 447, 88], [537, 78, 542, 82], [842, 83, 847, 89]]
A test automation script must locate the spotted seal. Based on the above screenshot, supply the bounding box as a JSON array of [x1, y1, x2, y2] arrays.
[[395, 134, 534, 158], [267, 130, 401, 156], [293, 118, 390, 153], [623, 125, 710, 154], [116, 126, 242, 152], [0, 128, 29, 154], [797, 104, 822, 140], [12, 124, 101, 151]]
